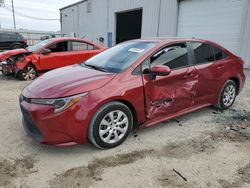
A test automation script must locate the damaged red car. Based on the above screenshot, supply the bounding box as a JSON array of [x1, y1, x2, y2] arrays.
[[0, 37, 105, 80], [19, 38, 245, 148]]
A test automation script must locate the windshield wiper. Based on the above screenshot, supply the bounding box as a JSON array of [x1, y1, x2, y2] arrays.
[[84, 63, 107, 72]]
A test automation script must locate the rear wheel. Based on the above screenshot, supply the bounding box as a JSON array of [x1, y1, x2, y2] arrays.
[[88, 101, 133, 149], [18, 64, 37, 81], [217, 80, 237, 110]]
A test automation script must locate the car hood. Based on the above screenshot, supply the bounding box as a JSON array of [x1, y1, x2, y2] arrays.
[[23, 64, 116, 98], [0, 49, 31, 60]]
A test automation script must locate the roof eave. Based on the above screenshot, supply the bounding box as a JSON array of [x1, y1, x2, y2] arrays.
[[59, 0, 88, 11]]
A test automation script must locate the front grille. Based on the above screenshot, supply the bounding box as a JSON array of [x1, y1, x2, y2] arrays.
[[20, 105, 43, 142]]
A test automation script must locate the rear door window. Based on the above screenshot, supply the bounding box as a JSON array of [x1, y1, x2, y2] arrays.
[[71, 41, 97, 51], [191, 42, 215, 64], [213, 47, 227, 61]]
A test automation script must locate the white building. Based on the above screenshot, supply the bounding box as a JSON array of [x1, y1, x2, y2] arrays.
[[60, 0, 250, 68]]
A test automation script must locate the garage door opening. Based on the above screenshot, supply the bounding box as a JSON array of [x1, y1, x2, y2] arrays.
[[116, 9, 142, 44]]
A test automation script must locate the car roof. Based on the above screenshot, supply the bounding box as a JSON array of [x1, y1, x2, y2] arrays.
[[132, 37, 230, 53], [49, 37, 92, 42], [134, 37, 213, 44]]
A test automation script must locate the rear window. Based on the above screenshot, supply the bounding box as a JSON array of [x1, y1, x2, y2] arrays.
[[213, 47, 227, 60], [71, 41, 97, 51], [191, 42, 214, 64]]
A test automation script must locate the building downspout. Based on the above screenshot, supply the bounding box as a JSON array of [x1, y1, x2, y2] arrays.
[[107, 0, 109, 46], [238, 0, 250, 68], [77, 3, 80, 37], [156, 0, 162, 37], [60, 12, 62, 36]]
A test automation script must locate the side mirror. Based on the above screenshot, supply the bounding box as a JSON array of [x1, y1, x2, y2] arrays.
[[150, 65, 171, 76], [41, 48, 51, 55]]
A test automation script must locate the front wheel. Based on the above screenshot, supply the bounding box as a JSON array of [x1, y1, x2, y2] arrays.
[[88, 101, 133, 149], [18, 64, 37, 81], [217, 80, 237, 110]]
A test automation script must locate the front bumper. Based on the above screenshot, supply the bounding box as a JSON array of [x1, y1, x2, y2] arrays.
[[19, 94, 92, 145], [20, 105, 43, 142]]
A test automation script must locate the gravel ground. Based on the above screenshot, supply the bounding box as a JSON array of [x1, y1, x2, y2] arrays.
[[0, 70, 249, 188]]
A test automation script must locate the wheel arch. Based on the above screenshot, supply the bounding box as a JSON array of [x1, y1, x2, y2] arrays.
[[115, 99, 138, 128], [15, 61, 35, 76], [229, 76, 240, 95], [91, 98, 139, 129], [15, 62, 37, 79]]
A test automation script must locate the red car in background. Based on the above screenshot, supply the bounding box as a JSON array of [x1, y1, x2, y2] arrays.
[[0, 37, 105, 80], [19, 38, 245, 149]]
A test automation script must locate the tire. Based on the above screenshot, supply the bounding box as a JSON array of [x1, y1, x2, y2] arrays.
[[216, 80, 237, 110], [17, 64, 37, 81], [88, 101, 133, 149]]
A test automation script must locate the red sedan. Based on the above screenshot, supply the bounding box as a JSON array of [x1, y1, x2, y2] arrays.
[[0, 37, 105, 80], [19, 38, 245, 148]]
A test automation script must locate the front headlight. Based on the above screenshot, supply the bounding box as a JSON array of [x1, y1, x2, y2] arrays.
[[30, 92, 88, 113], [1, 60, 7, 65]]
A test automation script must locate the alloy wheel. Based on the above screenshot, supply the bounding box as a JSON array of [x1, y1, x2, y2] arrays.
[[222, 84, 236, 107], [22, 66, 36, 80], [99, 110, 129, 144]]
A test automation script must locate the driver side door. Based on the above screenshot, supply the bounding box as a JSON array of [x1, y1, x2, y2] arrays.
[[142, 42, 198, 120], [39, 40, 71, 71]]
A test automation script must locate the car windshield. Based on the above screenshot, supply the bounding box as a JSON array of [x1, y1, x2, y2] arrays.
[[83, 41, 158, 73], [26, 39, 53, 52]]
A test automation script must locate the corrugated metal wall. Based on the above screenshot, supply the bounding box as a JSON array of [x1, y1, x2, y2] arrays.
[[61, 4, 79, 36], [61, 0, 178, 46], [60, 0, 250, 68], [158, 0, 178, 37], [108, 0, 159, 43], [78, 0, 108, 41], [239, 0, 250, 68], [61, 0, 108, 45], [107, 0, 178, 45]]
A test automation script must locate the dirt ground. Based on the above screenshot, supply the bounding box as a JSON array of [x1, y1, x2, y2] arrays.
[[0, 70, 249, 188]]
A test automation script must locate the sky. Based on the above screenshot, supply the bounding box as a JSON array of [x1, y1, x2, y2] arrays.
[[0, 0, 79, 31]]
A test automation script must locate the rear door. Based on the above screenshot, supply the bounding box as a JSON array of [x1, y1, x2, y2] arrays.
[[190, 42, 227, 105], [69, 40, 103, 63], [142, 42, 198, 119], [39, 40, 72, 70]]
